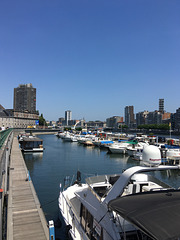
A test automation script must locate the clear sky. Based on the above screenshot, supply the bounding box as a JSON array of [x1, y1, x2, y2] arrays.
[[0, 0, 180, 122]]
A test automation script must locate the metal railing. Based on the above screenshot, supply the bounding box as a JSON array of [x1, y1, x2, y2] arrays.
[[0, 129, 13, 149], [0, 129, 13, 240]]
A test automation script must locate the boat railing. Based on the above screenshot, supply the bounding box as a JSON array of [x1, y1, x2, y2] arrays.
[[60, 191, 115, 240], [60, 191, 85, 239]]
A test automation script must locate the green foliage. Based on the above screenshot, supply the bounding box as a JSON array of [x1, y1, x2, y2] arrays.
[[76, 127, 82, 131], [64, 127, 71, 131], [39, 114, 47, 126], [119, 125, 128, 129], [137, 124, 169, 130]]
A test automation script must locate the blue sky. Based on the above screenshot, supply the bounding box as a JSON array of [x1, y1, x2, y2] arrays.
[[0, 0, 180, 121]]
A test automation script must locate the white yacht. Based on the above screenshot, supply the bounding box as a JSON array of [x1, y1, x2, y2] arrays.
[[126, 141, 149, 157], [108, 141, 130, 154], [59, 145, 180, 240]]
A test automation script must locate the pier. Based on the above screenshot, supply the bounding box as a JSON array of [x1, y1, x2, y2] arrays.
[[0, 130, 50, 240]]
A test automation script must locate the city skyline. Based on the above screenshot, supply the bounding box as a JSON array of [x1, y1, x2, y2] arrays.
[[0, 1, 180, 121]]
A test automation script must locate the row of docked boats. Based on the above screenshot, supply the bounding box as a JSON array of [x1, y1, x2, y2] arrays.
[[56, 131, 180, 163], [59, 142, 180, 240]]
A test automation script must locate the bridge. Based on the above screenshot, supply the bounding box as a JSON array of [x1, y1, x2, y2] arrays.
[[0, 129, 55, 240]]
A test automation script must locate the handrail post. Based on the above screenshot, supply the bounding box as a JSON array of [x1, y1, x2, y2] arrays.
[[4, 147, 9, 195], [0, 189, 3, 240], [49, 220, 55, 240], [28, 171, 31, 181]]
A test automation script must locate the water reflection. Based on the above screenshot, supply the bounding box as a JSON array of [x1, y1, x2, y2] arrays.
[[23, 152, 43, 172], [23, 152, 43, 161]]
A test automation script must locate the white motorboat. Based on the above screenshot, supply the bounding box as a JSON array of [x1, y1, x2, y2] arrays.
[[133, 148, 143, 161], [59, 145, 180, 240], [157, 144, 180, 164], [126, 141, 149, 157], [71, 135, 78, 142], [77, 135, 97, 144], [92, 139, 114, 148], [62, 132, 73, 142], [167, 148, 180, 161], [108, 141, 130, 154]]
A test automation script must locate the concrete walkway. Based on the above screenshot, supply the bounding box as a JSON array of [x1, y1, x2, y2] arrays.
[[7, 136, 49, 240]]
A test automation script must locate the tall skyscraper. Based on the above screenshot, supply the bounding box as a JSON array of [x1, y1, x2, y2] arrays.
[[14, 83, 36, 113], [159, 98, 164, 113], [65, 110, 72, 125], [125, 106, 135, 127]]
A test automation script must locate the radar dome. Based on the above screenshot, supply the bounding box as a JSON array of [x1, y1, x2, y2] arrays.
[[142, 145, 161, 166]]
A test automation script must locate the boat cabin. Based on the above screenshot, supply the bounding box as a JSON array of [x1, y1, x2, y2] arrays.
[[20, 136, 43, 152]]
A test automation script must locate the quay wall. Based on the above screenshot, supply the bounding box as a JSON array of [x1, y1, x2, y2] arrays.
[[0, 131, 49, 240]]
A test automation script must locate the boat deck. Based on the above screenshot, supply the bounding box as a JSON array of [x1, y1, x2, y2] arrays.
[[7, 136, 49, 240]]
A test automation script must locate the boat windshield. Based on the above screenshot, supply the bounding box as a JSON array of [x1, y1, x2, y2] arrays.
[[86, 174, 120, 185]]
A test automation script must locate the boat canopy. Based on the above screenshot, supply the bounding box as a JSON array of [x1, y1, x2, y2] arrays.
[[108, 189, 180, 240], [100, 140, 113, 144], [22, 137, 43, 142], [164, 144, 180, 149], [126, 140, 138, 145]]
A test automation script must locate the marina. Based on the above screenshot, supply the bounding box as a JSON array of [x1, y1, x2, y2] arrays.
[[22, 133, 180, 239], [1, 1, 180, 239], [1, 129, 180, 239]]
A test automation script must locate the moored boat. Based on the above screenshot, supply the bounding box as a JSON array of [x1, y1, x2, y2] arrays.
[[59, 145, 180, 239], [19, 135, 44, 152], [108, 140, 130, 154]]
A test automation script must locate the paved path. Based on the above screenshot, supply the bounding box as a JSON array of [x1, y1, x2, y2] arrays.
[[7, 136, 49, 240]]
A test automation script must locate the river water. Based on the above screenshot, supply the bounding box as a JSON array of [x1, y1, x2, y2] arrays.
[[23, 134, 180, 239]]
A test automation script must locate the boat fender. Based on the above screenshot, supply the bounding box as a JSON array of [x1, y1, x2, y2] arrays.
[[77, 170, 81, 182], [65, 224, 72, 234]]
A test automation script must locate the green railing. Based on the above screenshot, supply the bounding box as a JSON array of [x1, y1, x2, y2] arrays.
[[0, 128, 13, 149]]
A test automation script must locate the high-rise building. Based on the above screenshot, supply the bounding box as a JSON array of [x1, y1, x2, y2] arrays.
[[125, 106, 135, 127], [147, 111, 162, 125], [159, 98, 164, 113], [175, 108, 180, 131], [65, 110, 72, 125], [14, 83, 36, 113], [136, 111, 149, 126]]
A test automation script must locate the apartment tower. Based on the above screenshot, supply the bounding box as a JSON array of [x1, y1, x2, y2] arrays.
[[159, 99, 164, 113], [125, 106, 135, 127], [14, 83, 36, 113], [65, 110, 72, 125]]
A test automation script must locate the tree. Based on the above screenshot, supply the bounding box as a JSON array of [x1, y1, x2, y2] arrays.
[[39, 114, 47, 126], [137, 124, 169, 130]]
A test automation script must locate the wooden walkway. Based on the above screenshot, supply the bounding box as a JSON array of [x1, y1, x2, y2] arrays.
[[7, 136, 49, 240]]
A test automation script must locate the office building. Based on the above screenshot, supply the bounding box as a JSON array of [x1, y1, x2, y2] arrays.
[[147, 111, 162, 125], [106, 116, 123, 128], [175, 108, 180, 131], [65, 110, 72, 125], [136, 111, 149, 126], [14, 83, 36, 113]]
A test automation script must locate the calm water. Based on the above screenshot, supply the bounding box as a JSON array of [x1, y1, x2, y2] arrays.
[[23, 134, 180, 239]]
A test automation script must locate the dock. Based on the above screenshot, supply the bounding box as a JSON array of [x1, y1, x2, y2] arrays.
[[7, 136, 49, 240]]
